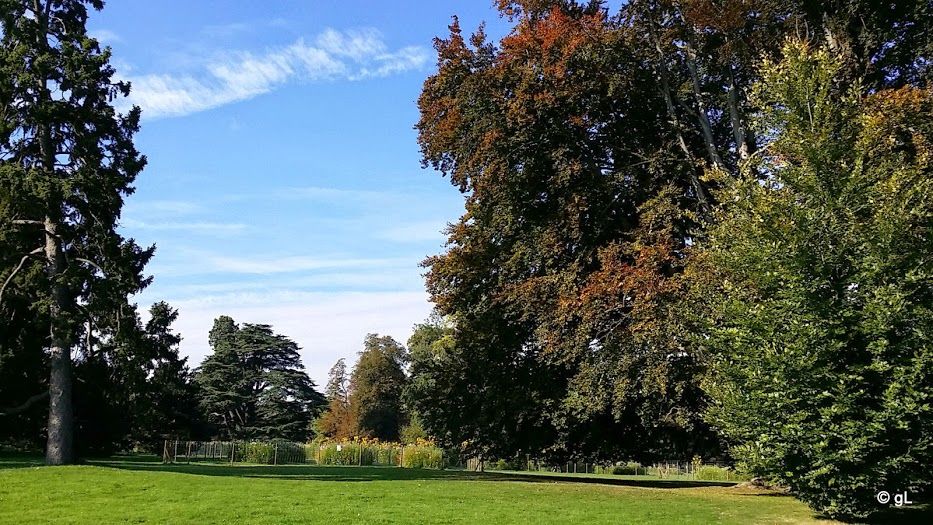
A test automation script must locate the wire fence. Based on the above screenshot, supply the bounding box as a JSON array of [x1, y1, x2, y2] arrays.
[[160, 439, 444, 469], [160, 439, 744, 480]]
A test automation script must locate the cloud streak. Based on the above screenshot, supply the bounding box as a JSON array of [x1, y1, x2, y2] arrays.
[[124, 28, 429, 119]]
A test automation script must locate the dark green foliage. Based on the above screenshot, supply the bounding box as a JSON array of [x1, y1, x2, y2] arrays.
[[348, 334, 408, 441], [0, 0, 152, 463], [134, 302, 202, 444], [71, 301, 200, 455], [195, 316, 325, 442]]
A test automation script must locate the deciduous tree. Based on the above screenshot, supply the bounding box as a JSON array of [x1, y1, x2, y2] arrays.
[[700, 42, 933, 519]]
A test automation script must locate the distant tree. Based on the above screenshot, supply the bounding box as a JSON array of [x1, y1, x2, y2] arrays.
[[324, 358, 349, 401], [399, 412, 428, 445], [69, 301, 200, 455], [0, 0, 151, 464], [348, 334, 407, 441], [196, 317, 324, 441], [134, 302, 201, 444], [699, 42, 933, 519], [314, 358, 355, 439]]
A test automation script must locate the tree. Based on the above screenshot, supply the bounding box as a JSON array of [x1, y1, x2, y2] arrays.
[[314, 358, 355, 439], [348, 334, 407, 441], [196, 317, 324, 442], [417, 2, 717, 462], [324, 358, 348, 401], [415, 0, 933, 466], [134, 302, 201, 445], [68, 301, 200, 455], [699, 42, 933, 519], [0, 0, 151, 464]]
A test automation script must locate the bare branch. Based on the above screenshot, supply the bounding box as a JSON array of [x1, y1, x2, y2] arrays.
[[11, 219, 43, 226], [74, 257, 106, 275], [0, 247, 43, 303], [0, 391, 49, 417]]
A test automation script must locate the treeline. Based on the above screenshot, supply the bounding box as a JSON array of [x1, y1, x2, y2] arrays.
[[408, 0, 932, 519], [0, 0, 328, 460], [0, 307, 329, 453]]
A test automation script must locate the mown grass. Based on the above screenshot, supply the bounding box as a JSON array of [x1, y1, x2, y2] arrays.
[[0, 455, 923, 524]]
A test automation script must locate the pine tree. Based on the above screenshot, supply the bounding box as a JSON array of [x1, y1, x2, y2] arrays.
[[0, 0, 150, 464]]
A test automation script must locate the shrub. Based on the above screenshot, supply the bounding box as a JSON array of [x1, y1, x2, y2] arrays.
[[316, 442, 368, 466], [694, 465, 749, 482], [401, 445, 443, 469], [610, 462, 641, 475], [238, 442, 274, 464]]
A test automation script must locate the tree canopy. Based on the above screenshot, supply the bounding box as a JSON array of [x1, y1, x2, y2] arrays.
[[196, 316, 325, 442], [698, 42, 933, 519]]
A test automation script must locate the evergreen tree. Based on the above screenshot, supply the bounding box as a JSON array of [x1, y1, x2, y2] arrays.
[[0, 0, 151, 464], [315, 358, 355, 439], [135, 302, 200, 444], [196, 316, 324, 441]]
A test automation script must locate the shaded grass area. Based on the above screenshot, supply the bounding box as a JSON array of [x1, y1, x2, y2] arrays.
[[0, 455, 925, 524]]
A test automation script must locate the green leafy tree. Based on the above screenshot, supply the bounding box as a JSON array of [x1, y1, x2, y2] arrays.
[[348, 334, 407, 441], [699, 42, 933, 519], [0, 0, 151, 464], [196, 317, 324, 441]]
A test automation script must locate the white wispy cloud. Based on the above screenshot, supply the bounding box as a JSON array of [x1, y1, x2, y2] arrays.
[[123, 199, 204, 216], [378, 219, 448, 243], [202, 254, 408, 275], [145, 249, 414, 277], [123, 28, 429, 119], [121, 218, 249, 235], [89, 29, 122, 43]]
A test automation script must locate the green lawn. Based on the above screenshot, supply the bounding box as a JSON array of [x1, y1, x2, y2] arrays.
[[0, 456, 917, 524]]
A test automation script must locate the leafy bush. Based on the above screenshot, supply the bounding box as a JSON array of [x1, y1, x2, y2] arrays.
[[490, 459, 510, 470], [610, 462, 641, 475], [401, 445, 443, 469], [315, 442, 368, 465], [238, 442, 274, 464], [310, 440, 443, 469], [694, 465, 749, 482], [234, 441, 308, 464]]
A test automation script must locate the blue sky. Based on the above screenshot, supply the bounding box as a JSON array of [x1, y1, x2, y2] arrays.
[[89, 1, 513, 385]]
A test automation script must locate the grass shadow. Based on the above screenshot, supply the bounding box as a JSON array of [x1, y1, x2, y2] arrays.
[[90, 458, 737, 488], [0, 452, 44, 470]]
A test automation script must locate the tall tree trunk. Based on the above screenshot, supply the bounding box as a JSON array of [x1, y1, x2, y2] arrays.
[[683, 43, 725, 171], [45, 217, 74, 465], [33, 0, 75, 466]]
